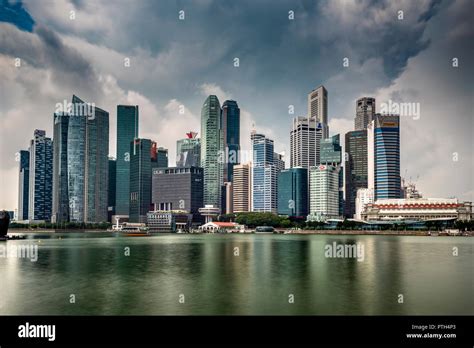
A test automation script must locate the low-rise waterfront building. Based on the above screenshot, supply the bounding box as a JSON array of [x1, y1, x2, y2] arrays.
[[146, 210, 193, 232]]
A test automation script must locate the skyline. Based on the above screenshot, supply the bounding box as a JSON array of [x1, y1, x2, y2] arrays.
[[1, 0, 473, 212]]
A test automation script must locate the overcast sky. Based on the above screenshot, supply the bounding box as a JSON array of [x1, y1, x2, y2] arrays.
[[0, 0, 472, 211]]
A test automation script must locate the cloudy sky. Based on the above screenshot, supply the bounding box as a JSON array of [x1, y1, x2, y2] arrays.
[[0, 0, 472, 211]]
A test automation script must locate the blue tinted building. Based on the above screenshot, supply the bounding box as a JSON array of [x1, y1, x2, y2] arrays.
[[221, 100, 240, 182], [277, 167, 308, 217]]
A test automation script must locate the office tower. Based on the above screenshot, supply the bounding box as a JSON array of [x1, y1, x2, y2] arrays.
[[277, 167, 308, 217], [116, 105, 139, 216], [52, 113, 70, 223], [320, 134, 344, 216], [354, 97, 376, 130], [200, 95, 223, 210], [157, 147, 168, 167], [354, 122, 375, 220], [17, 150, 29, 221], [221, 100, 240, 182], [221, 182, 233, 214], [344, 130, 368, 218], [108, 157, 116, 222], [84, 102, 109, 223], [176, 132, 201, 167], [252, 132, 278, 213], [232, 163, 251, 213], [28, 130, 53, 222], [152, 166, 204, 222], [129, 139, 156, 223], [374, 114, 401, 199], [307, 85, 328, 138], [309, 164, 339, 219], [290, 116, 324, 168], [273, 152, 285, 171]]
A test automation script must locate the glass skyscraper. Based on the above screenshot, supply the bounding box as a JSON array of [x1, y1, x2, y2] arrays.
[[17, 150, 29, 221], [221, 100, 240, 182], [176, 132, 200, 168], [354, 97, 375, 131], [252, 132, 278, 213], [374, 114, 401, 199], [108, 157, 116, 222], [116, 105, 139, 216], [200, 95, 223, 210], [277, 167, 308, 217], [28, 130, 53, 222], [52, 112, 70, 223], [157, 147, 168, 168], [320, 134, 344, 215], [129, 139, 157, 223]]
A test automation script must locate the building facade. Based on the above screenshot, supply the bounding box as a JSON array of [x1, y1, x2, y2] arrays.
[[17, 150, 29, 221], [108, 157, 116, 222], [232, 163, 251, 213], [354, 97, 375, 130], [320, 134, 344, 216], [151, 166, 203, 222], [28, 130, 53, 222], [277, 167, 308, 217], [307, 85, 328, 138], [290, 116, 324, 169], [221, 100, 240, 182], [176, 132, 200, 167], [309, 164, 339, 220], [200, 95, 224, 210], [52, 113, 70, 223], [115, 105, 139, 216], [157, 147, 168, 168]]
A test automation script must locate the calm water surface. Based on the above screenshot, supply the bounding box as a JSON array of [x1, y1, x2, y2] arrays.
[[0, 233, 472, 315]]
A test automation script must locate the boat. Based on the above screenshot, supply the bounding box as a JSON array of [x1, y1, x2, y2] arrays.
[[0, 210, 10, 241], [255, 226, 275, 234], [116, 223, 150, 237]]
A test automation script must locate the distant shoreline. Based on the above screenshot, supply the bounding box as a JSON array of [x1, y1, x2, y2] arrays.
[[7, 228, 472, 236]]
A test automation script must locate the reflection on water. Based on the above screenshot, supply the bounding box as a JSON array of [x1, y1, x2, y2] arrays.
[[0, 234, 472, 315]]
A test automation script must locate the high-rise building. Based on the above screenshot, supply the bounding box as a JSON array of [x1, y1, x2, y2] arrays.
[[221, 100, 240, 182], [200, 95, 223, 210], [252, 132, 278, 213], [52, 113, 70, 223], [277, 167, 308, 217], [374, 114, 401, 199], [307, 85, 328, 138], [28, 130, 53, 222], [344, 130, 368, 218], [290, 116, 324, 168], [309, 164, 339, 220], [273, 152, 285, 171], [157, 147, 168, 168], [221, 182, 233, 214], [108, 157, 116, 222], [232, 163, 251, 213], [116, 105, 139, 216], [84, 102, 109, 223], [320, 134, 344, 216], [176, 132, 201, 167], [354, 97, 375, 130], [152, 166, 204, 223], [64, 95, 109, 223], [129, 139, 157, 223], [17, 150, 29, 221]]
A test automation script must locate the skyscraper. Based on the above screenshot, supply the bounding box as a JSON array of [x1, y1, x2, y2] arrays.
[[374, 114, 401, 199], [307, 85, 328, 138], [28, 129, 53, 222], [60, 95, 110, 223], [277, 167, 308, 217], [17, 150, 29, 221], [273, 152, 285, 171], [200, 95, 223, 210], [152, 166, 203, 222], [116, 105, 139, 216], [344, 130, 368, 218], [157, 147, 168, 168], [176, 132, 200, 167], [129, 138, 156, 223], [354, 97, 376, 130], [221, 100, 240, 182], [252, 132, 278, 213], [52, 113, 70, 223], [108, 157, 116, 222], [309, 164, 339, 220], [290, 116, 324, 169], [320, 134, 344, 216], [232, 163, 251, 213]]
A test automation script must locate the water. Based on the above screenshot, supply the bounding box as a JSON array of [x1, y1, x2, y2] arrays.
[[0, 233, 472, 315]]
